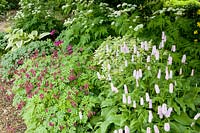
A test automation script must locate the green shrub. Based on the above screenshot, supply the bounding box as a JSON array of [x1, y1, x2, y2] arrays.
[[0, 0, 7, 16]]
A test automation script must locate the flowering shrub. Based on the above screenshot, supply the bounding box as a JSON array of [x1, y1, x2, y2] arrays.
[[93, 34, 200, 132], [12, 48, 101, 132]]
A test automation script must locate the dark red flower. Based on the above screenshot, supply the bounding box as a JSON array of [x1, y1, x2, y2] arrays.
[[54, 40, 63, 46], [17, 59, 23, 65], [50, 30, 56, 35], [49, 122, 54, 127]]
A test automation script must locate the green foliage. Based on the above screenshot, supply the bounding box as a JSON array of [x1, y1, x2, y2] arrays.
[[0, 40, 56, 80], [0, 32, 8, 57], [12, 48, 101, 132], [14, 0, 65, 33], [93, 35, 200, 132], [0, 0, 7, 16], [4, 29, 50, 51]]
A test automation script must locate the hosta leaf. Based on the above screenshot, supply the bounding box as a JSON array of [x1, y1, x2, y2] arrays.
[[173, 112, 193, 126]]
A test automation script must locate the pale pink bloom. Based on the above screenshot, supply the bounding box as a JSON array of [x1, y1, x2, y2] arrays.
[[141, 41, 145, 49], [134, 45, 137, 54], [144, 42, 149, 51], [153, 125, 159, 133], [131, 55, 134, 62], [167, 55, 172, 65], [194, 113, 200, 120], [139, 69, 142, 78], [107, 64, 111, 71], [157, 69, 161, 79], [179, 68, 182, 75], [114, 130, 118, 133], [162, 103, 168, 115], [79, 111, 83, 120], [165, 67, 169, 80], [127, 96, 132, 104], [169, 83, 174, 93], [169, 70, 173, 79], [106, 45, 109, 53], [97, 72, 101, 79], [181, 54, 186, 64], [151, 45, 157, 55], [162, 31, 166, 42], [191, 69, 194, 76], [111, 83, 118, 93], [133, 100, 136, 108], [171, 45, 176, 52], [147, 55, 151, 63], [124, 125, 130, 133], [155, 50, 159, 60], [154, 84, 160, 94], [124, 84, 128, 94], [135, 71, 140, 80], [157, 106, 163, 119], [118, 129, 123, 133], [148, 110, 153, 123], [164, 123, 170, 132], [165, 107, 173, 118], [125, 60, 128, 67], [140, 97, 144, 106], [121, 43, 129, 53], [133, 70, 136, 78], [146, 127, 151, 133], [146, 93, 150, 102], [123, 94, 126, 104], [149, 99, 152, 109], [159, 41, 164, 49]]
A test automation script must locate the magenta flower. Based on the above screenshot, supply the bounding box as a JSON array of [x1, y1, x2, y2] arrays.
[[50, 30, 56, 35], [40, 94, 44, 99], [54, 40, 63, 46], [49, 122, 54, 127]]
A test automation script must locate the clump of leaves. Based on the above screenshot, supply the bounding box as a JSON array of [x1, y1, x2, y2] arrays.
[[12, 47, 101, 132], [93, 35, 200, 132], [0, 32, 8, 57]]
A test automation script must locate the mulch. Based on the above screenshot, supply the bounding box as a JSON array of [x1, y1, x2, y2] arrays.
[[0, 79, 26, 133]]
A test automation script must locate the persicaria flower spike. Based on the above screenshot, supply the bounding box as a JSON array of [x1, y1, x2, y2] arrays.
[[167, 55, 172, 65], [148, 110, 153, 123], [164, 123, 170, 132], [127, 96, 132, 104], [157, 69, 161, 79], [124, 84, 128, 94], [123, 94, 126, 104], [50, 29, 56, 35], [146, 93, 150, 102], [191, 69, 194, 76], [154, 125, 159, 133], [140, 97, 144, 106], [169, 83, 174, 93], [146, 127, 151, 133], [154, 84, 160, 94], [79, 111, 83, 120], [194, 113, 200, 120], [124, 125, 130, 133], [171, 45, 176, 52], [181, 54, 186, 64]]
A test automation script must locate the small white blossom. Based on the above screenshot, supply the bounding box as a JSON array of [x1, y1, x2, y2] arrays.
[[179, 68, 182, 75], [124, 125, 130, 133], [127, 96, 132, 104], [181, 54, 186, 64], [157, 69, 161, 79], [149, 99, 152, 109], [79, 111, 83, 120], [194, 113, 200, 120], [146, 127, 151, 133], [124, 84, 128, 94], [153, 125, 159, 133], [148, 110, 153, 123], [123, 94, 126, 104], [119, 129, 123, 133], [146, 93, 150, 102], [147, 55, 151, 63], [168, 55, 173, 65], [191, 69, 194, 76], [154, 84, 160, 94], [133, 100, 136, 108], [169, 83, 174, 93], [140, 97, 144, 106], [171, 45, 176, 52]]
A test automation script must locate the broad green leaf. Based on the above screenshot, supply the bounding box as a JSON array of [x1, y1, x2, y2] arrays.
[[173, 112, 193, 126], [16, 40, 23, 48]]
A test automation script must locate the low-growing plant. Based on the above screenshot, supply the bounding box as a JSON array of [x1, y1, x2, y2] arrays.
[[0, 40, 56, 80], [93, 34, 200, 132], [12, 46, 101, 132], [0, 32, 8, 57]]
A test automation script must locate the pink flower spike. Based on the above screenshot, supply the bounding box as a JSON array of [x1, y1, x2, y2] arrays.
[[124, 84, 128, 94], [157, 106, 163, 119], [179, 68, 182, 75], [181, 54, 186, 64], [191, 69, 194, 76], [123, 94, 126, 104], [171, 45, 176, 52], [148, 110, 153, 123], [162, 103, 168, 115], [147, 55, 151, 63], [165, 67, 169, 80], [127, 96, 132, 104], [169, 83, 174, 93], [165, 107, 173, 118], [155, 50, 159, 60], [140, 97, 144, 106], [118, 129, 123, 133], [154, 84, 160, 94], [153, 125, 159, 133], [145, 93, 150, 102], [149, 99, 152, 109], [167, 55, 172, 65], [164, 123, 170, 132], [146, 127, 151, 133], [133, 100, 136, 108], [157, 69, 161, 79], [124, 125, 130, 133], [169, 70, 173, 79]]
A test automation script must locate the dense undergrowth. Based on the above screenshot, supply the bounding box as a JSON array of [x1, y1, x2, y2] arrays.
[[0, 0, 200, 132]]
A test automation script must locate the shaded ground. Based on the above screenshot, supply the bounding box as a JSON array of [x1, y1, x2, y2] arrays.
[[0, 80, 26, 133], [0, 21, 11, 32]]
